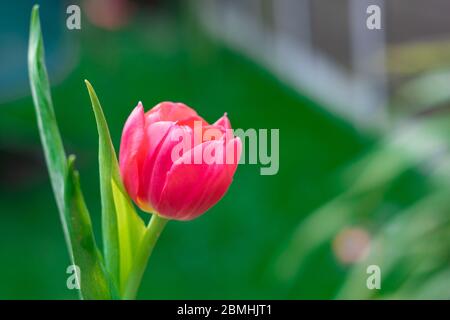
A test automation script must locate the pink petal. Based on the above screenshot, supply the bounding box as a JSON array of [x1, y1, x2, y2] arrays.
[[119, 102, 146, 201], [213, 113, 231, 130], [141, 124, 194, 208], [213, 113, 235, 142], [156, 137, 241, 220], [145, 101, 208, 127]]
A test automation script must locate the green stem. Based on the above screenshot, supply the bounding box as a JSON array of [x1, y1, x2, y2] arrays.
[[123, 213, 168, 300]]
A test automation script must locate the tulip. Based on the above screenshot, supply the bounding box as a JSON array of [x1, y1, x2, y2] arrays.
[[119, 101, 241, 220]]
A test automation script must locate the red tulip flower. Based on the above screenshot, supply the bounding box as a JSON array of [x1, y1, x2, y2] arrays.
[[119, 102, 241, 220]]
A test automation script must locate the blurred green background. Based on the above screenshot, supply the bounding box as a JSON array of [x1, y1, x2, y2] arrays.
[[0, 0, 449, 299]]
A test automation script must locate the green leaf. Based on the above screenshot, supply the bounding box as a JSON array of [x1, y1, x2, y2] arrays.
[[84, 80, 146, 296], [28, 5, 111, 299], [65, 156, 112, 299], [112, 179, 146, 293], [28, 4, 66, 214]]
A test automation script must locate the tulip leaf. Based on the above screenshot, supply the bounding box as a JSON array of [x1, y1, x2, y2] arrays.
[[28, 5, 110, 299], [85, 80, 146, 297], [28, 4, 66, 214], [65, 156, 112, 299], [111, 179, 146, 293]]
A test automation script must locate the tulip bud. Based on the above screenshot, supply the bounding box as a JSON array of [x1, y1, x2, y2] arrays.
[[119, 101, 241, 220]]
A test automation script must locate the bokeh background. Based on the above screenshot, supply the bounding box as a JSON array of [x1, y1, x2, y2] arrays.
[[1, 0, 449, 299]]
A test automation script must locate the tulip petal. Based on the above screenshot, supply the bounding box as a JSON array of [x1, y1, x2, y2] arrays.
[[156, 137, 241, 220], [213, 113, 235, 142], [213, 113, 231, 130], [145, 101, 207, 127], [119, 102, 146, 201], [141, 124, 193, 208]]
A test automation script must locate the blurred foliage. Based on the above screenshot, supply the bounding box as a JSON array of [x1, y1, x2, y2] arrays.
[[387, 40, 450, 76], [0, 3, 449, 299]]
